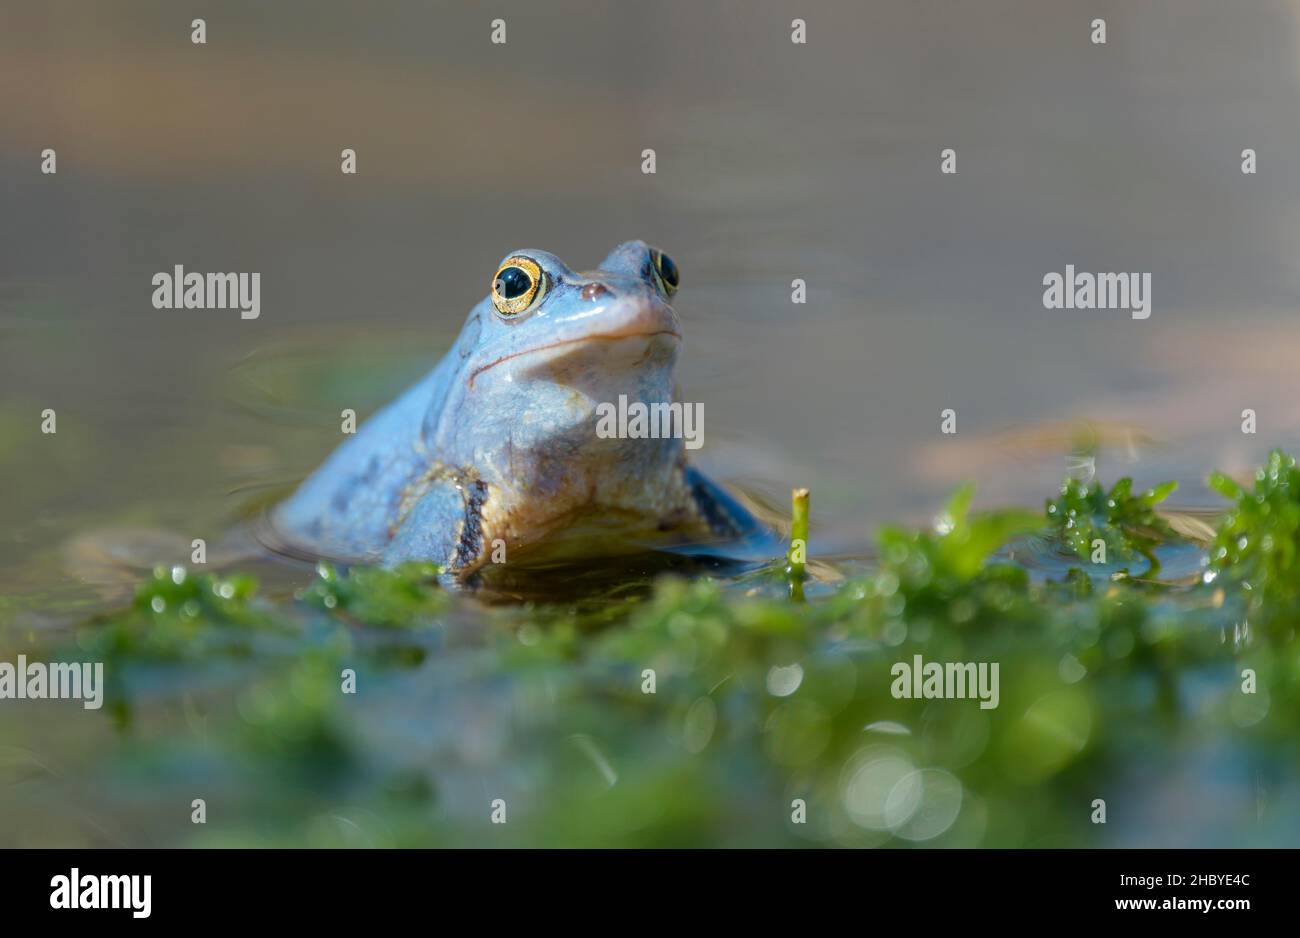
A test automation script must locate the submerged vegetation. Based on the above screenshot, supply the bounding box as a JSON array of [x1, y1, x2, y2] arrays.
[[4, 451, 1300, 846]]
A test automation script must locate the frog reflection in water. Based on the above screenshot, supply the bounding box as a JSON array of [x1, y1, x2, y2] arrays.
[[273, 241, 766, 581]]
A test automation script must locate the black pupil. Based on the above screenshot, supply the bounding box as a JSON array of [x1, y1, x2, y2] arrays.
[[496, 266, 532, 300], [657, 253, 679, 288]]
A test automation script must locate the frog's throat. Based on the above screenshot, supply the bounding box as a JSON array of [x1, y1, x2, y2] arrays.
[[467, 329, 682, 388]]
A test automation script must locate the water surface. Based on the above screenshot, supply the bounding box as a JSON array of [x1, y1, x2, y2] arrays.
[[3, 1, 1300, 847]]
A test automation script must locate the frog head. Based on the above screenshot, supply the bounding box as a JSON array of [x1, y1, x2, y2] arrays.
[[427, 240, 692, 536]]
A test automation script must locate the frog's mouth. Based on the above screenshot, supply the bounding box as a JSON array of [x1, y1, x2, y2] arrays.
[[469, 325, 681, 387]]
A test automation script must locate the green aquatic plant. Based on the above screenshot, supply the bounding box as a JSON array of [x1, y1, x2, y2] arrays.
[[78, 565, 276, 661], [298, 561, 448, 628], [21, 450, 1300, 847], [1208, 448, 1300, 634], [234, 649, 357, 774], [134, 564, 261, 620], [854, 484, 1038, 631], [786, 486, 810, 601], [1045, 475, 1179, 574]]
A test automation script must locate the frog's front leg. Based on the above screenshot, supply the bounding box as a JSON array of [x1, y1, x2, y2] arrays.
[[383, 474, 490, 577]]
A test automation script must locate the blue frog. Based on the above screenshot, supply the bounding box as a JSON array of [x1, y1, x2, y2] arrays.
[[273, 241, 765, 581]]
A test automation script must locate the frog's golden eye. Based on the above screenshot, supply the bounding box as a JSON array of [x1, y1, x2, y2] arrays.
[[650, 249, 680, 297], [491, 256, 545, 316]]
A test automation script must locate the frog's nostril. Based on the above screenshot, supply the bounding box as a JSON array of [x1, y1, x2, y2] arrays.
[[581, 282, 611, 302]]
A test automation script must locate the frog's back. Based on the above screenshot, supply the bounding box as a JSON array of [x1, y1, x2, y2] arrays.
[[273, 329, 467, 561]]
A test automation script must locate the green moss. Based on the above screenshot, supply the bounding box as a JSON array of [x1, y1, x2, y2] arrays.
[[22, 450, 1300, 846], [297, 561, 448, 628], [1045, 476, 1179, 574], [1208, 448, 1300, 634], [233, 649, 356, 775], [880, 484, 1037, 588], [79, 565, 279, 661]]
